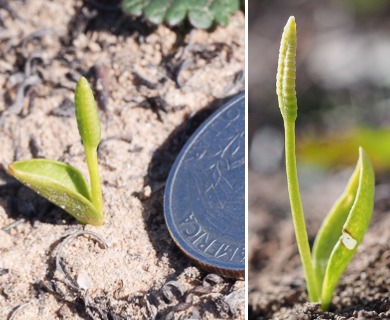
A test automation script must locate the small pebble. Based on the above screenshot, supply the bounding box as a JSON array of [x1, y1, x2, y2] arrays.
[[77, 272, 91, 290]]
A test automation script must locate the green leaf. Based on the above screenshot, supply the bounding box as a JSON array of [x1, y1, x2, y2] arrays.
[[8, 159, 103, 226], [144, 0, 172, 24], [298, 127, 390, 173], [210, 0, 240, 26], [122, 0, 151, 16], [187, 0, 214, 29], [121, 0, 240, 28], [165, 0, 187, 26], [312, 147, 375, 310]]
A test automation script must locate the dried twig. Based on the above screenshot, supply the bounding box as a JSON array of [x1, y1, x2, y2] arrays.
[[21, 28, 57, 57], [203, 274, 223, 287], [162, 281, 186, 303], [139, 96, 168, 122], [55, 230, 108, 291], [89, 65, 110, 111], [218, 287, 245, 317], [49, 98, 74, 118], [8, 75, 41, 115], [0, 0, 19, 20], [2, 218, 24, 231], [8, 301, 33, 320], [29, 135, 44, 158]]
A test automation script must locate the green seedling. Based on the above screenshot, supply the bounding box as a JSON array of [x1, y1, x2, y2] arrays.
[[8, 77, 104, 226], [276, 17, 375, 310], [122, 0, 241, 29]]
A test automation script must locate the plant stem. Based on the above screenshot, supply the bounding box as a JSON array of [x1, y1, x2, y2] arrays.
[[84, 145, 103, 215], [284, 120, 319, 302]]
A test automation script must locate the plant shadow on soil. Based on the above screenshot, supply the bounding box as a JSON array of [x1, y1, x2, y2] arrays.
[[65, 0, 156, 43], [69, 0, 199, 45], [138, 95, 238, 275]]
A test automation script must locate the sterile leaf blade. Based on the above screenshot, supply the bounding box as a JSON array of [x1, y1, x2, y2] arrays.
[[313, 147, 375, 310], [8, 159, 103, 226], [312, 155, 361, 292]]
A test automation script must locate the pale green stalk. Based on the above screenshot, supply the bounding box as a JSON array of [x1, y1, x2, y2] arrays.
[[277, 16, 319, 302], [84, 145, 103, 214], [284, 121, 319, 301]]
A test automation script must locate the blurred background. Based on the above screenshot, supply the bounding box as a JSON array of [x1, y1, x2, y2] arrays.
[[248, 0, 390, 297], [249, 0, 390, 174]]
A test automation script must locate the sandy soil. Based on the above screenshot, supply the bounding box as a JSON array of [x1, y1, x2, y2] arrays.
[[0, 1, 245, 319]]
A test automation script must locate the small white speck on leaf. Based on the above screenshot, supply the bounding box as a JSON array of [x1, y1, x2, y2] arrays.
[[341, 231, 357, 250]]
